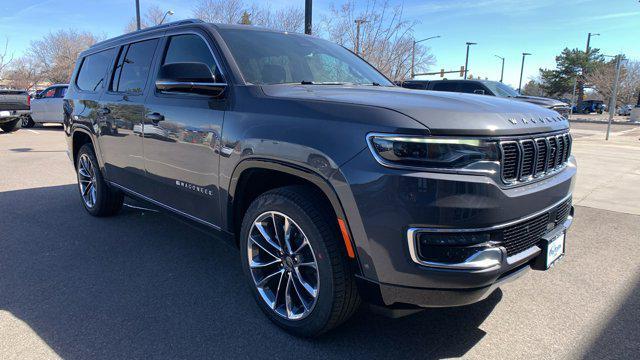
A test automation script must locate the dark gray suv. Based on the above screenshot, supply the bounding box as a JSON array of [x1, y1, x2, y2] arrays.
[[64, 20, 575, 336]]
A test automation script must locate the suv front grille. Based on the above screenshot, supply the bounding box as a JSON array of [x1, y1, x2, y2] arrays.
[[499, 132, 572, 184], [499, 197, 572, 256]]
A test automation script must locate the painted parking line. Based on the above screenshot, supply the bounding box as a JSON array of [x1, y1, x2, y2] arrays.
[[26, 129, 40, 134]]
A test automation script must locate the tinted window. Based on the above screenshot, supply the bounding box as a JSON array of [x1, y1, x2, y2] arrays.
[[402, 82, 428, 90], [162, 34, 222, 81], [458, 82, 486, 94], [42, 88, 56, 98], [55, 87, 68, 98], [76, 48, 116, 91], [431, 82, 459, 92], [111, 39, 158, 93], [218, 29, 392, 86]]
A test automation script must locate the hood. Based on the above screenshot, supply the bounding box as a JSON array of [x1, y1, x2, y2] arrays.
[[261, 85, 568, 136], [513, 95, 569, 109]]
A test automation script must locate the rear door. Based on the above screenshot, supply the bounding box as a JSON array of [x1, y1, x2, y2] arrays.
[[142, 31, 226, 226], [98, 38, 160, 192], [51, 86, 68, 122], [31, 87, 56, 122]]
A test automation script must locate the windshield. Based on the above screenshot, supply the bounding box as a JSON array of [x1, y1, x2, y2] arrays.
[[482, 81, 520, 97], [218, 29, 393, 86]]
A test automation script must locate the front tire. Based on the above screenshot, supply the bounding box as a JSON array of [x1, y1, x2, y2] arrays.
[[22, 116, 35, 128], [240, 186, 360, 337], [76, 143, 124, 216], [0, 119, 21, 132]]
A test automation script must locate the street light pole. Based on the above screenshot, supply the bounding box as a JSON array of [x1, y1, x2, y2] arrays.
[[304, 0, 312, 35], [354, 19, 368, 56], [606, 55, 623, 141], [518, 52, 531, 93], [135, 0, 141, 30], [159, 10, 174, 25], [579, 32, 600, 108], [411, 35, 441, 79], [464, 42, 477, 79], [494, 55, 505, 82]]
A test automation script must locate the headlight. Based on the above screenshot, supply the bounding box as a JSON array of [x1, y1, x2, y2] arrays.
[[367, 133, 499, 169]]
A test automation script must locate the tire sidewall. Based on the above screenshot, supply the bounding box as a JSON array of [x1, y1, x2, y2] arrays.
[[76, 144, 107, 216], [240, 192, 336, 337], [1, 119, 21, 132]]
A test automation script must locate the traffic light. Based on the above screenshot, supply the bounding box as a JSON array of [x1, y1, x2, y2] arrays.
[[459, 66, 465, 77], [440, 69, 445, 77]]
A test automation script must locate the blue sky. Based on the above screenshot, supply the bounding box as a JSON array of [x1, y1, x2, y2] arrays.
[[1, 0, 637, 88]]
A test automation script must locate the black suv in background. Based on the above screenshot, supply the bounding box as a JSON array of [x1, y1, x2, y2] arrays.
[[64, 20, 575, 336], [400, 79, 571, 118]]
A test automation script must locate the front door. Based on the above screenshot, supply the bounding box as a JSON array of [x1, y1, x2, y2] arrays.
[[97, 38, 159, 192], [32, 87, 56, 122], [143, 32, 226, 226]]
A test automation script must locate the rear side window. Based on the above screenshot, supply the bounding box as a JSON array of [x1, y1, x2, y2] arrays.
[[459, 82, 486, 94], [55, 87, 67, 98], [431, 82, 459, 92], [111, 39, 159, 94], [76, 48, 116, 92], [161, 34, 223, 81]]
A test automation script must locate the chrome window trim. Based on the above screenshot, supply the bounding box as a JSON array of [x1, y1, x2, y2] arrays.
[[406, 193, 572, 268]]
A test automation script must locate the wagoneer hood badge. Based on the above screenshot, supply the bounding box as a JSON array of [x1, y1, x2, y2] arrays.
[[261, 85, 569, 136]]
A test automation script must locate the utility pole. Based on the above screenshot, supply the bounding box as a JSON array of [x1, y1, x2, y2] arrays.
[[579, 32, 600, 108], [494, 55, 505, 82], [135, 0, 141, 30], [354, 19, 368, 56], [570, 76, 578, 117], [304, 0, 312, 35], [606, 55, 623, 141], [411, 36, 441, 79], [464, 42, 477, 79], [518, 52, 531, 93]]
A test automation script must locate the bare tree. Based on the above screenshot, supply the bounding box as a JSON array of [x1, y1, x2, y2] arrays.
[[249, 4, 305, 32], [586, 59, 640, 108], [320, 0, 435, 81], [0, 38, 13, 78], [125, 5, 169, 33], [4, 57, 41, 90], [193, 0, 244, 24], [28, 30, 101, 84]]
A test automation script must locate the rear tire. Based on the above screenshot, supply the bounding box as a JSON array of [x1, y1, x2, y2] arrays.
[[75, 143, 124, 217], [240, 186, 360, 337], [0, 119, 21, 132], [22, 116, 35, 128]]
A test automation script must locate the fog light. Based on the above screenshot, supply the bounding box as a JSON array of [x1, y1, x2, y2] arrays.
[[417, 232, 493, 264]]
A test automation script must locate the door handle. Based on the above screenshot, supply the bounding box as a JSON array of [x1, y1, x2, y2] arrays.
[[145, 112, 165, 124], [97, 107, 110, 116]]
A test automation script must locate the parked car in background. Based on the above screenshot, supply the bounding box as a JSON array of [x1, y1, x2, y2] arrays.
[[398, 79, 571, 118], [0, 89, 30, 132], [617, 104, 633, 116], [573, 100, 604, 114], [64, 20, 575, 337], [22, 84, 68, 128]]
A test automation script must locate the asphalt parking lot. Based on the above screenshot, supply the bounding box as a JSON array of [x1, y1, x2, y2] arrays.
[[1, 123, 639, 359]]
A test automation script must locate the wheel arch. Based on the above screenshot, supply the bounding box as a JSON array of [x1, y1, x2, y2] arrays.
[[226, 159, 359, 268]]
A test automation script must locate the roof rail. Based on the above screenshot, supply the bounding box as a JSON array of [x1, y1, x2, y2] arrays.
[[90, 19, 205, 49]]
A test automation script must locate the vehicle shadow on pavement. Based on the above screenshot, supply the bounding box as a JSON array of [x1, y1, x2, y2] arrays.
[[0, 184, 499, 359]]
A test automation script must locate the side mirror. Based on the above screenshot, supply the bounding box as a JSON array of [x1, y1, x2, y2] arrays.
[[473, 89, 485, 95], [156, 62, 225, 96]]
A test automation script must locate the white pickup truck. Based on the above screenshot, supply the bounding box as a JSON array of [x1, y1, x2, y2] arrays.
[[0, 89, 30, 132]]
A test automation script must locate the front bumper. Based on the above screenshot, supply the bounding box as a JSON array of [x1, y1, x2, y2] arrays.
[[334, 146, 576, 308]]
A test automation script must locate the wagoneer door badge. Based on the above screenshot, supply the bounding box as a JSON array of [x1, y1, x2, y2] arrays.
[[175, 180, 214, 196]]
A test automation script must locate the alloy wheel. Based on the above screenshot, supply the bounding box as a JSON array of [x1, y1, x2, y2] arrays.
[[247, 211, 319, 320], [77, 153, 97, 208]]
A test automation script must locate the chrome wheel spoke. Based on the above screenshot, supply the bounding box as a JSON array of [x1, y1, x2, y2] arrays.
[[247, 211, 319, 321], [294, 268, 317, 298], [255, 222, 282, 253], [77, 153, 98, 208]]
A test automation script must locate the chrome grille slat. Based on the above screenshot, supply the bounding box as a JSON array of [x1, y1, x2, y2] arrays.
[[500, 131, 571, 185]]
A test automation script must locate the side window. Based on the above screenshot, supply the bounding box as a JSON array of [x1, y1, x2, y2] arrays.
[[459, 82, 485, 94], [161, 34, 223, 82], [43, 88, 56, 98], [55, 87, 68, 98], [76, 48, 116, 92], [111, 39, 159, 94], [431, 82, 459, 92]]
